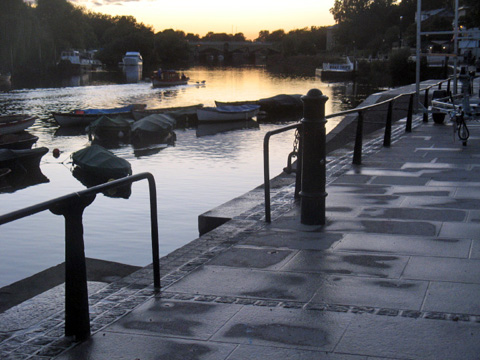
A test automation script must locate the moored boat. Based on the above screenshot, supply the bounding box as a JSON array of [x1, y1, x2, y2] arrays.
[[0, 115, 37, 135], [0, 147, 49, 170], [52, 104, 146, 127], [151, 69, 189, 88], [71, 144, 132, 198], [72, 144, 132, 180], [122, 52, 143, 69], [131, 114, 176, 146], [132, 104, 204, 121], [132, 103, 203, 127], [316, 56, 356, 80], [0, 132, 39, 149], [86, 115, 133, 145], [215, 94, 303, 115], [196, 104, 261, 122]]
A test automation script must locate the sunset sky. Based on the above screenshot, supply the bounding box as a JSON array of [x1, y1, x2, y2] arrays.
[[69, 0, 336, 40]]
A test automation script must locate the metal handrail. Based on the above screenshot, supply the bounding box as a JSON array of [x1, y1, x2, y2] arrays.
[[0, 172, 160, 340], [263, 78, 452, 223]]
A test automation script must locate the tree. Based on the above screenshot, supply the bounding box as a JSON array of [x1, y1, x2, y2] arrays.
[[97, 15, 154, 67], [153, 29, 190, 68]]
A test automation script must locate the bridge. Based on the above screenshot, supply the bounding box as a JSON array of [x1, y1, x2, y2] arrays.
[[188, 41, 281, 64]]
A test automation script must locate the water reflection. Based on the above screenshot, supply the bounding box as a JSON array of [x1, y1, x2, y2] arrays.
[[124, 67, 143, 84], [71, 166, 132, 199], [196, 120, 259, 137], [0, 147, 49, 193]]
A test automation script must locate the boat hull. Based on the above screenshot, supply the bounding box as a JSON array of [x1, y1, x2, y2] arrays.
[[53, 104, 146, 127], [0, 147, 49, 170], [0, 115, 36, 135], [0, 132, 39, 149], [152, 79, 189, 88], [197, 105, 260, 122]]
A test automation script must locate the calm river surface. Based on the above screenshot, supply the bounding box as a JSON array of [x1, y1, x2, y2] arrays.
[[0, 66, 380, 287]]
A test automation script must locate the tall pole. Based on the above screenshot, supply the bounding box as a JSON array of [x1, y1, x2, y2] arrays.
[[415, 0, 421, 112], [453, 0, 459, 94]]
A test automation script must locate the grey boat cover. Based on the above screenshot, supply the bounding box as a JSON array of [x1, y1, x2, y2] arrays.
[[86, 115, 132, 132], [132, 114, 176, 133], [72, 144, 132, 179], [258, 94, 303, 110]]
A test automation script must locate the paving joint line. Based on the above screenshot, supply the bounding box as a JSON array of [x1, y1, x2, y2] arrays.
[[160, 291, 480, 323]]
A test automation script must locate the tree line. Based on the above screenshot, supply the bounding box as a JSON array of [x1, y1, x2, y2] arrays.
[[2, 0, 478, 80], [329, 0, 480, 56], [0, 0, 330, 78]]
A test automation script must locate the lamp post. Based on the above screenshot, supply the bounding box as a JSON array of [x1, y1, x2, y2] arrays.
[[399, 16, 403, 47]]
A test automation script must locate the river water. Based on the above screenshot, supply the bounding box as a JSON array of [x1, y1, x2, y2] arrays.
[[0, 66, 380, 287]]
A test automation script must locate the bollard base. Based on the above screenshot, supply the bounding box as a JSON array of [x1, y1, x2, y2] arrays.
[[300, 191, 327, 225]]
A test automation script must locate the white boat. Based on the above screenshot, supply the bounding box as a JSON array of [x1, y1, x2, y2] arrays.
[[196, 105, 261, 122], [316, 56, 356, 80], [57, 50, 100, 71], [122, 52, 143, 72], [0, 115, 37, 135]]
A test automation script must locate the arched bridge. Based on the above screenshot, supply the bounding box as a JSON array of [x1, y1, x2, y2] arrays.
[[189, 41, 280, 64]]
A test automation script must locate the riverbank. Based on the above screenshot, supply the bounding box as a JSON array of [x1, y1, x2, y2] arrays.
[[1, 77, 478, 359]]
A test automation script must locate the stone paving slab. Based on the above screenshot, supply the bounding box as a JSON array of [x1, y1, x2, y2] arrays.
[[55, 331, 237, 360], [210, 306, 353, 351], [335, 313, 480, 359], [334, 233, 472, 258]]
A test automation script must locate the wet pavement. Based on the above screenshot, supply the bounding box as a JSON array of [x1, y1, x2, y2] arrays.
[[1, 79, 480, 359]]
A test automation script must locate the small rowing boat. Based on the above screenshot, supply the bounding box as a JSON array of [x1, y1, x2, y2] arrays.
[[196, 104, 260, 122], [52, 104, 146, 127], [0, 115, 37, 135]]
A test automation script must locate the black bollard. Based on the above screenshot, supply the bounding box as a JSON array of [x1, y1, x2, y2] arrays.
[[50, 194, 96, 341], [406, 94, 413, 133], [383, 101, 393, 147], [423, 88, 429, 123], [300, 89, 328, 225]]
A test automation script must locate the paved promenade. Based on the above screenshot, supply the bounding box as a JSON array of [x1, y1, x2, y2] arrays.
[[1, 82, 479, 359]]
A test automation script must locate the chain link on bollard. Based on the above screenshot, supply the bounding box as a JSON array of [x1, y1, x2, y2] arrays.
[[300, 89, 328, 225]]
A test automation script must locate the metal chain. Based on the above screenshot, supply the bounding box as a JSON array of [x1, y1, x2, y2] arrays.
[[292, 129, 300, 157]]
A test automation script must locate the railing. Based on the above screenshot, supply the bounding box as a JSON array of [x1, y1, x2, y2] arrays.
[[0, 172, 160, 341], [263, 78, 453, 223]]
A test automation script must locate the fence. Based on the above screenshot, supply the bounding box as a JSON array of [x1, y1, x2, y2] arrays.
[[0, 172, 160, 341], [263, 78, 453, 223]]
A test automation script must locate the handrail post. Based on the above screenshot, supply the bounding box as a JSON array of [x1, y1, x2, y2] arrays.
[[50, 194, 96, 341], [447, 78, 451, 95], [383, 101, 393, 147], [423, 88, 429, 123], [300, 88, 328, 225], [147, 175, 160, 290], [263, 134, 272, 223], [406, 94, 413, 132], [353, 111, 364, 165]]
